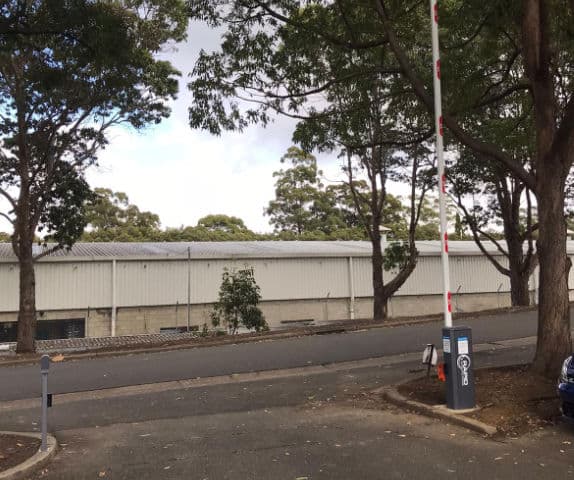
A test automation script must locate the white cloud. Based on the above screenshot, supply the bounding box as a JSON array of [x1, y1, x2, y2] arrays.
[[88, 118, 290, 232], [0, 22, 363, 236]]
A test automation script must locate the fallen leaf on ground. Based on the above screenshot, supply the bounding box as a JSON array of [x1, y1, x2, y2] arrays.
[[52, 354, 65, 362], [98, 472, 106, 478]]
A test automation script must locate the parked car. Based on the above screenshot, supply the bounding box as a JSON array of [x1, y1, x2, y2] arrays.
[[559, 355, 574, 418]]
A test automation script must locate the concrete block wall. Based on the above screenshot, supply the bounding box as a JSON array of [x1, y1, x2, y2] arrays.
[[0, 290, 517, 338]]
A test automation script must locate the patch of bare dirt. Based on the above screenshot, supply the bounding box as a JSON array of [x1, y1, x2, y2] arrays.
[[398, 366, 561, 437], [0, 433, 40, 473]]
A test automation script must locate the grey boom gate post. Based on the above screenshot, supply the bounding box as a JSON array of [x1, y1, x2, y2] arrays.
[[442, 326, 475, 409]]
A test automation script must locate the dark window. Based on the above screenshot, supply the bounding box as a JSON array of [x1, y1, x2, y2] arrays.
[[160, 326, 197, 334], [0, 318, 85, 342], [0, 322, 17, 343], [37, 319, 85, 340]]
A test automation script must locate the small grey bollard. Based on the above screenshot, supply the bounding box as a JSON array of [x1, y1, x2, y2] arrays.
[[40, 355, 50, 452]]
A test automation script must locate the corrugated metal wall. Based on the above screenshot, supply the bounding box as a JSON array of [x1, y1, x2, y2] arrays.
[[0, 253, 540, 312]]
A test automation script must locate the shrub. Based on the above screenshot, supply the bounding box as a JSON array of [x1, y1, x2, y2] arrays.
[[211, 267, 268, 334]]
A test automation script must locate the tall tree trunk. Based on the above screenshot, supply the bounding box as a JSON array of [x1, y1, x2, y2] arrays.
[[372, 227, 386, 321], [509, 267, 531, 307], [532, 183, 571, 375], [16, 242, 36, 353], [507, 233, 531, 307]]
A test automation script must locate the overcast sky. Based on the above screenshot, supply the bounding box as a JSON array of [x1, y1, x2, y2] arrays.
[[85, 22, 346, 234]]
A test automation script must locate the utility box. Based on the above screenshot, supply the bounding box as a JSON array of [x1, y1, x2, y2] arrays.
[[442, 326, 475, 410]]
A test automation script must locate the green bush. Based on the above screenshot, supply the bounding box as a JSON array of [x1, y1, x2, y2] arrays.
[[211, 267, 268, 334]]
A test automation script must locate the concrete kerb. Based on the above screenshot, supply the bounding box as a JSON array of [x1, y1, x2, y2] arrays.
[[373, 337, 537, 437], [0, 431, 57, 480], [376, 383, 498, 437], [0, 305, 535, 368]]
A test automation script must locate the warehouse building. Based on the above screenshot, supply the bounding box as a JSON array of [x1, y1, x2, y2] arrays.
[[0, 241, 560, 341]]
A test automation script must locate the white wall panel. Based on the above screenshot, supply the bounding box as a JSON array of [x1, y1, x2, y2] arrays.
[[251, 258, 349, 301], [349, 255, 513, 298], [0, 264, 19, 311], [117, 260, 189, 307], [35, 261, 112, 310], [0, 252, 540, 313]]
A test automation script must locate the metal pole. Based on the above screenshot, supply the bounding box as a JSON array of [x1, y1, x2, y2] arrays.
[[187, 247, 191, 332], [348, 256, 355, 321], [40, 355, 50, 452], [111, 259, 117, 337], [430, 0, 452, 328]]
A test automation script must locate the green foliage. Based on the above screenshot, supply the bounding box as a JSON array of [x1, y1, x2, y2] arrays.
[[266, 147, 413, 240], [197, 214, 249, 233], [383, 242, 410, 271], [211, 267, 267, 334], [82, 188, 162, 242], [0, 232, 10, 243], [266, 147, 342, 235], [0, 0, 188, 255]]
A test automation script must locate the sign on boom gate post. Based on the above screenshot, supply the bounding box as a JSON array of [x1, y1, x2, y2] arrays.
[[442, 326, 475, 409]]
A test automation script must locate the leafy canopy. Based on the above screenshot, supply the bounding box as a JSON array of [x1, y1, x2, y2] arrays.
[[0, 0, 188, 256]]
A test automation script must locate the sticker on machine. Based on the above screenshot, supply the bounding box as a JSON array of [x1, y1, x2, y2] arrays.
[[458, 336, 469, 355], [442, 337, 451, 353]]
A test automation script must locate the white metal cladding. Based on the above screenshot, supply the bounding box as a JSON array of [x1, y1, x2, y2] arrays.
[[252, 258, 350, 301], [0, 263, 19, 311], [114, 257, 351, 307], [351, 255, 512, 298], [35, 262, 112, 310], [116, 260, 188, 307], [2, 243, 573, 313]]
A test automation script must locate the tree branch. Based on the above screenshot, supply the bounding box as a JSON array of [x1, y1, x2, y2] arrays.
[[0, 212, 14, 225], [453, 193, 511, 276], [254, 1, 389, 50], [0, 187, 16, 210], [374, 0, 537, 192], [33, 244, 63, 261]]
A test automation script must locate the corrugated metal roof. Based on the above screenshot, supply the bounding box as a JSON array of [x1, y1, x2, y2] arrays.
[[0, 240, 555, 261]]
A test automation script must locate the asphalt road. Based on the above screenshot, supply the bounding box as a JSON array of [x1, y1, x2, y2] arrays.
[[0, 309, 546, 402], [2, 343, 571, 480]]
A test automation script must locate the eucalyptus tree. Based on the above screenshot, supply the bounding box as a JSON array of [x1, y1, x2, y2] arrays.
[[374, 0, 574, 374], [82, 189, 162, 242], [189, 2, 434, 320], [449, 152, 537, 307], [265, 147, 346, 235], [0, 0, 188, 352], [188, 0, 574, 375], [293, 80, 435, 320]]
